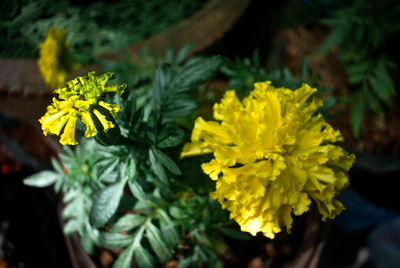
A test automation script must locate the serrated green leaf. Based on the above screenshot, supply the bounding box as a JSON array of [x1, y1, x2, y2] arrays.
[[100, 232, 134, 249], [375, 62, 395, 95], [128, 179, 146, 200], [134, 200, 156, 211], [158, 210, 179, 248], [169, 56, 222, 96], [112, 240, 135, 268], [347, 61, 369, 76], [350, 96, 365, 138], [162, 99, 199, 119], [134, 246, 156, 268], [24, 170, 58, 187], [151, 63, 169, 113], [169, 207, 185, 219], [110, 214, 146, 233], [97, 157, 120, 182], [157, 126, 184, 148], [121, 157, 137, 180], [194, 245, 208, 262], [62, 200, 78, 219], [152, 148, 181, 175], [54, 179, 63, 193], [81, 230, 95, 254], [368, 75, 391, 105], [146, 222, 172, 262], [90, 178, 127, 228], [149, 148, 168, 184], [51, 157, 64, 175], [365, 87, 383, 115], [63, 189, 77, 203], [175, 44, 194, 64]]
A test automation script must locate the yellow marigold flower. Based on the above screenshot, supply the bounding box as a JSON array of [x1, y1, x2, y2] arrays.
[[39, 71, 126, 145], [38, 27, 73, 88], [181, 81, 355, 239]]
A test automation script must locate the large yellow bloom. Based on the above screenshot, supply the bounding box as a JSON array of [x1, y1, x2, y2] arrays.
[[39, 71, 126, 145], [181, 81, 355, 239], [38, 27, 73, 88]]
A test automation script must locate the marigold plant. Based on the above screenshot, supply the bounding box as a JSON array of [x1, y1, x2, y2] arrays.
[[38, 27, 73, 88], [39, 71, 126, 145], [181, 81, 355, 238]]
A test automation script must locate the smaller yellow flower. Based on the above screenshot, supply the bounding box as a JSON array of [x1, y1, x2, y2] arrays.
[[38, 27, 73, 88], [39, 72, 126, 145]]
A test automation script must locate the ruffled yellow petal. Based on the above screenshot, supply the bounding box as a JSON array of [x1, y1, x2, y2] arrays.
[[81, 112, 98, 137], [98, 101, 120, 117], [59, 114, 78, 145], [93, 109, 114, 132], [38, 72, 124, 145], [181, 81, 355, 238]]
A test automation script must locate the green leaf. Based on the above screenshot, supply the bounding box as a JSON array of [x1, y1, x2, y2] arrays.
[[100, 232, 134, 249], [169, 56, 222, 96], [157, 125, 184, 148], [149, 148, 168, 184], [112, 239, 135, 268], [375, 61, 395, 96], [121, 157, 137, 180], [151, 63, 169, 113], [364, 86, 383, 115], [158, 210, 179, 248], [134, 246, 156, 268], [152, 147, 181, 175], [169, 206, 185, 219], [134, 200, 156, 211], [350, 95, 365, 138], [90, 178, 127, 228], [347, 61, 369, 77], [219, 227, 251, 240], [317, 28, 343, 55], [162, 99, 199, 119], [51, 157, 64, 175], [63, 219, 79, 235], [368, 75, 391, 105], [97, 157, 119, 182], [81, 230, 95, 254], [128, 179, 146, 200], [146, 222, 172, 262], [110, 214, 146, 233], [24, 170, 58, 187]]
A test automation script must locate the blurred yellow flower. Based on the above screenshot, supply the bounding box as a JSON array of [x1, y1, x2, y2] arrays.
[[38, 27, 73, 88], [39, 72, 126, 145], [181, 81, 355, 239]]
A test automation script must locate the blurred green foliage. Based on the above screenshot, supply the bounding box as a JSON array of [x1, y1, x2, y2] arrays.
[[221, 51, 337, 118], [318, 0, 399, 137], [0, 0, 204, 62]]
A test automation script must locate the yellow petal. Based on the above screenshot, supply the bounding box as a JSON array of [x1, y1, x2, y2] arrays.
[[93, 109, 114, 132], [81, 112, 98, 137], [59, 115, 78, 145], [98, 101, 120, 117]]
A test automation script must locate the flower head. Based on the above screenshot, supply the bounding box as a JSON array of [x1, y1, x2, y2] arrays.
[[39, 71, 126, 145], [181, 81, 355, 239], [38, 27, 73, 88]]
